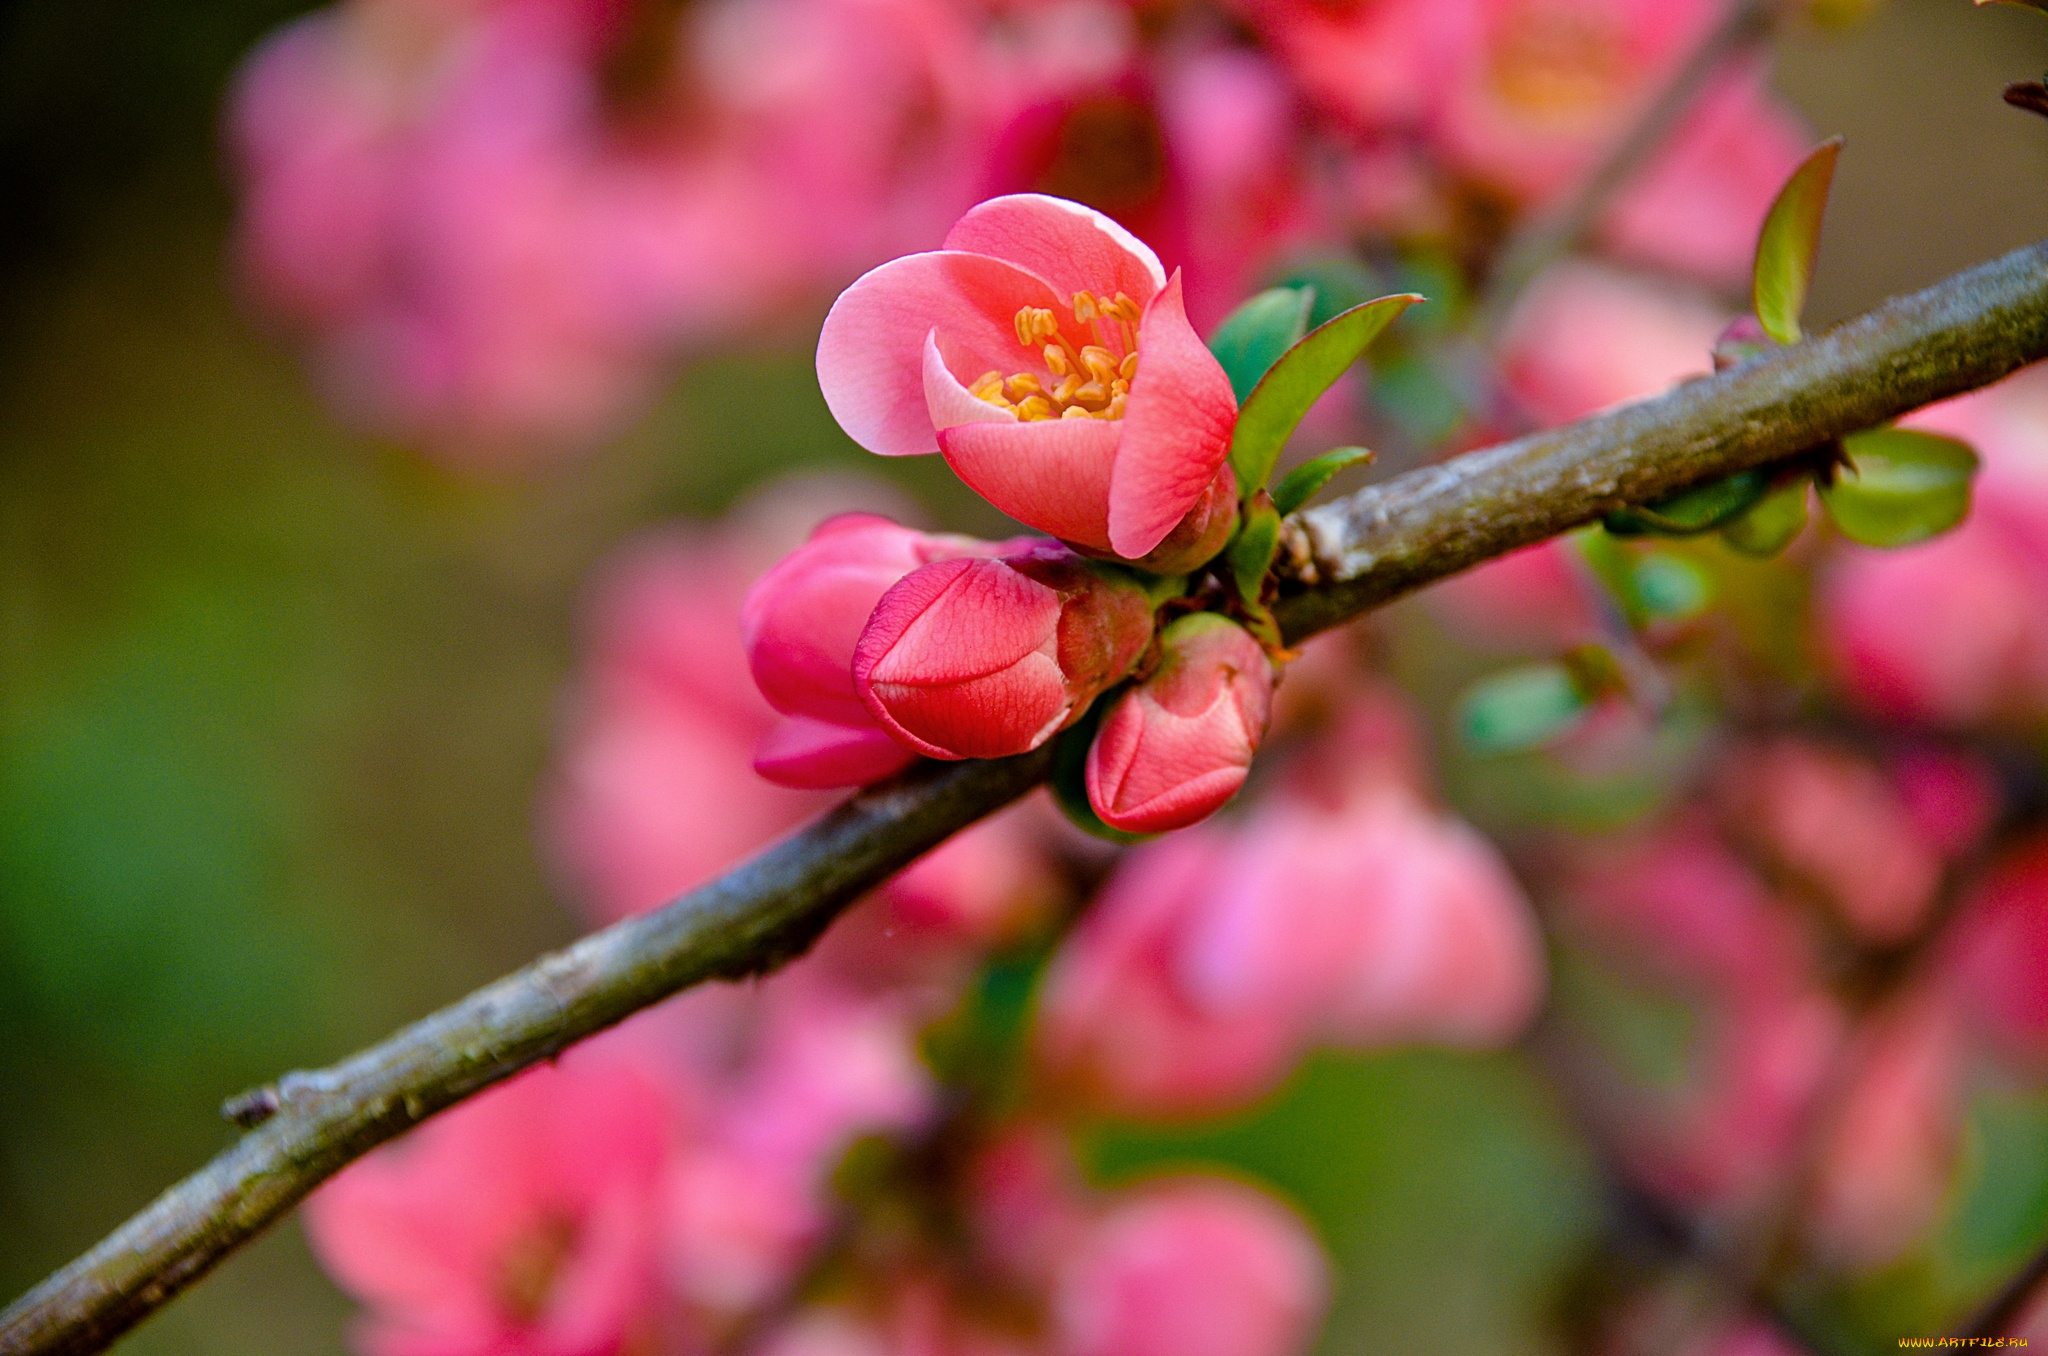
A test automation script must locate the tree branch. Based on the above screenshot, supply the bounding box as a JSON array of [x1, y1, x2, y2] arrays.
[[7, 237, 2048, 1356]]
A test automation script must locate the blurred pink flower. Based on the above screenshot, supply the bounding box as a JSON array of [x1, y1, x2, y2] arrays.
[[1562, 818, 1846, 1208], [1086, 614, 1276, 834], [1179, 786, 1545, 1050], [854, 542, 1154, 759], [1497, 260, 1730, 429], [1425, 539, 1600, 655], [1222, 0, 1448, 133], [1715, 738, 1945, 946], [1601, 63, 1811, 286], [1802, 993, 1963, 1271], [1949, 834, 2048, 1068], [228, 0, 1000, 455], [1035, 830, 1306, 1115], [303, 1027, 688, 1356], [1052, 1178, 1329, 1356], [817, 194, 1238, 561]]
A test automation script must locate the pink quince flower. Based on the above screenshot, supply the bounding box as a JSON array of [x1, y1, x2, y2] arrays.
[[303, 1028, 688, 1356], [853, 540, 1155, 760], [742, 513, 1001, 787], [1181, 788, 1546, 1050], [816, 193, 1239, 567], [1052, 1179, 1329, 1356], [1086, 614, 1275, 834], [1035, 830, 1306, 1116]]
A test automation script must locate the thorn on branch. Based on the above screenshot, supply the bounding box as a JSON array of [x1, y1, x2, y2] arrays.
[[2004, 81, 2048, 118], [220, 1086, 280, 1128]]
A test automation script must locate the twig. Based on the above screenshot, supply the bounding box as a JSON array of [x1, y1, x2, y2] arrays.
[[7, 237, 2048, 1356], [1464, 0, 1788, 341]]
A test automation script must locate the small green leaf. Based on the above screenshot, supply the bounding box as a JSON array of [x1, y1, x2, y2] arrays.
[[1753, 137, 1842, 345], [1820, 427, 1979, 547], [1271, 447, 1373, 517], [1629, 554, 1714, 621], [1229, 293, 1423, 496], [1719, 479, 1810, 556], [1050, 693, 1154, 845], [1207, 287, 1313, 403], [1455, 663, 1592, 755], [1228, 497, 1283, 604], [1604, 469, 1770, 537]]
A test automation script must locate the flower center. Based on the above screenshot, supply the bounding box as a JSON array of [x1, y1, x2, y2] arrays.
[[1488, 5, 1626, 120], [495, 1214, 580, 1324], [970, 291, 1142, 422]]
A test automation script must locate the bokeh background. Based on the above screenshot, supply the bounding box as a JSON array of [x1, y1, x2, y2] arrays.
[[5, 2, 2048, 1352]]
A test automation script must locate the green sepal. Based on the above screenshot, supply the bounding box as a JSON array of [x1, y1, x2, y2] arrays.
[[1719, 479, 1811, 556], [1819, 427, 1979, 547], [1271, 446, 1374, 517], [1050, 691, 1155, 846], [1228, 292, 1423, 497], [1206, 286, 1314, 403], [1228, 495, 1283, 604], [1604, 469, 1771, 537], [1455, 662, 1594, 755], [1753, 137, 1842, 345]]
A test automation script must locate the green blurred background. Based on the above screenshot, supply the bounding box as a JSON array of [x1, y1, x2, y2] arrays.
[[4, 1, 2048, 1350]]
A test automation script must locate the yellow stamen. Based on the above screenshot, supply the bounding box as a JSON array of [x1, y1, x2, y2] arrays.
[[1119, 352, 1138, 381], [969, 370, 1006, 401], [1006, 374, 1043, 399], [1080, 346, 1119, 385], [1074, 380, 1108, 407], [1053, 374, 1084, 404], [1106, 391, 1127, 419], [1015, 395, 1054, 421], [1072, 290, 1100, 322], [1044, 345, 1070, 377], [1003, 298, 1140, 422], [1061, 404, 1091, 419]]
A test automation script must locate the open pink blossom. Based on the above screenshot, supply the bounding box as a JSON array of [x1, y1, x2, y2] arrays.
[[1086, 614, 1275, 834], [1053, 1179, 1329, 1356], [742, 514, 1002, 787], [817, 194, 1238, 564], [303, 1029, 688, 1356], [853, 541, 1154, 760]]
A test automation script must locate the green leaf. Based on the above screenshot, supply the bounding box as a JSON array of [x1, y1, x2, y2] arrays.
[[1207, 287, 1314, 403], [1753, 137, 1842, 345], [1603, 469, 1770, 537], [1455, 663, 1592, 755], [1719, 479, 1810, 556], [1628, 554, 1713, 621], [1271, 447, 1373, 517], [1229, 293, 1423, 497], [1228, 497, 1283, 604], [1372, 354, 1467, 447], [1820, 427, 1979, 547], [1050, 692, 1154, 845]]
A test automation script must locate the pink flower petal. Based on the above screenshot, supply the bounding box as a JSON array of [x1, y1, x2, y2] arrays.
[[1108, 271, 1238, 558], [943, 193, 1167, 313], [938, 417, 1121, 551], [753, 714, 917, 789], [817, 250, 1062, 457], [922, 330, 1017, 433]]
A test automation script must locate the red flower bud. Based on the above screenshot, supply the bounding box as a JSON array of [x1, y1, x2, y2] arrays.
[[854, 542, 1155, 760], [1086, 614, 1274, 834]]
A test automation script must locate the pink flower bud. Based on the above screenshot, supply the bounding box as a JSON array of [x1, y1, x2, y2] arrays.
[[854, 542, 1155, 760], [1086, 614, 1275, 834], [1054, 1179, 1329, 1356], [740, 514, 998, 786]]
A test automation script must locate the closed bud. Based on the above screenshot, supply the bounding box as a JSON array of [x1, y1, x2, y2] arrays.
[[740, 514, 995, 786], [1086, 614, 1275, 834], [854, 542, 1154, 760]]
